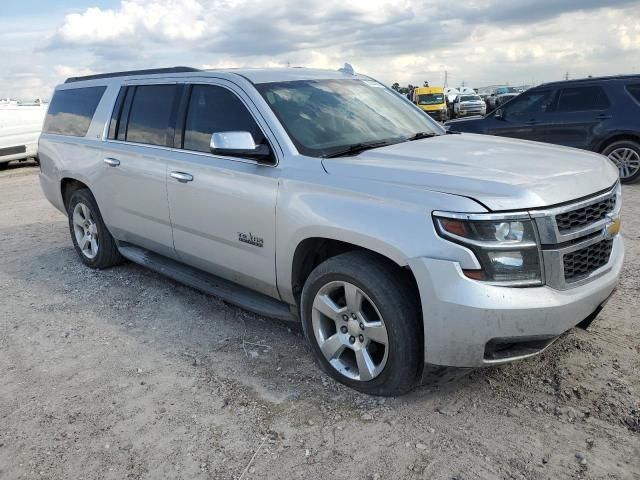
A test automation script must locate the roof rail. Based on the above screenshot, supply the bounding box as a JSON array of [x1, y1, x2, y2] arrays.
[[64, 66, 201, 84]]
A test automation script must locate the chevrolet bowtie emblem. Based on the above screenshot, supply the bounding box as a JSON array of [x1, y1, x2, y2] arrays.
[[604, 216, 621, 239]]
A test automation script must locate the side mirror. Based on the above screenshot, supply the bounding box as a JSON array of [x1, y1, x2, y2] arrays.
[[210, 131, 272, 163], [494, 108, 504, 119]]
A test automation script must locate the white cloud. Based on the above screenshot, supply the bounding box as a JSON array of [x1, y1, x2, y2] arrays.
[[2, 0, 640, 99]]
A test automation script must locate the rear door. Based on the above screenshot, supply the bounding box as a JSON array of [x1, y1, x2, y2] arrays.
[[540, 85, 612, 150], [100, 83, 180, 258], [487, 88, 555, 142], [165, 82, 280, 298]]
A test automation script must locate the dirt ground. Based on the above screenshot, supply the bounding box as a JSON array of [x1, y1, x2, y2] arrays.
[[0, 163, 638, 480]]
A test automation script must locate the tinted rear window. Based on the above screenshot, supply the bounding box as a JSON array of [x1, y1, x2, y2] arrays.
[[626, 84, 640, 103], [126, 85, 177, 146], [43, 86, 106, 136], [556, 86, 610, 112]]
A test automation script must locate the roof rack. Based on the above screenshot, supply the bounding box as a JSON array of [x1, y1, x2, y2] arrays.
[[64, 66, 201, 84]]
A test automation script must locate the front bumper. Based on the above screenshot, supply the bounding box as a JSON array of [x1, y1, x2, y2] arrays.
[[425, 109, 448, 121], [408, 235, 623, 367]]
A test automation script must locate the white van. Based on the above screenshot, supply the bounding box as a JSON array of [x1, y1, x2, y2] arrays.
[[0, 102, 48, 166]]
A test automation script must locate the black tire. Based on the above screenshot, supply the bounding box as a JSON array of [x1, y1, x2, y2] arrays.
[[67, 188, 123, 268], [601, 140, 640, 184], [300, 251, 422, 396]]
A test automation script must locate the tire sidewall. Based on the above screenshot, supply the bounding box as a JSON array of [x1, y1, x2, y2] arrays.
[[67, 189, 112, 268], [300, 259, 421, 395], [603, 140, 640, 184]]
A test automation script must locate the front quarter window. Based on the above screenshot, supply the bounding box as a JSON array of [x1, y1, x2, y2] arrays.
[[257, 79, 442, 157]]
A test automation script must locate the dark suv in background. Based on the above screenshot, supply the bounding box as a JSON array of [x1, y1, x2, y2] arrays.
[[447, 75, 640, 183]]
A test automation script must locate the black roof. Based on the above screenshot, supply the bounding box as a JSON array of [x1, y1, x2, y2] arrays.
[[64, 66, 200, 84], [541, 74, 640, 88]]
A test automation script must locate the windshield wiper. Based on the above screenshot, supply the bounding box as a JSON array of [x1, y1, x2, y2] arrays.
[[322, 139, 401, 158], [406, 131, 438, 141]]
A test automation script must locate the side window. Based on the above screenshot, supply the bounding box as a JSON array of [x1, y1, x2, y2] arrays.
[[502, 90, 554, 118], [126, 84, 177, 146], [43, 86, 106, 137], [556, 86, 610, 112], [183, 85, 266, 153], [626, 84, 640, 104]]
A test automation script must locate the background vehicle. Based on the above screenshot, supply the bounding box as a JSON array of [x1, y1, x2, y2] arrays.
[[486, 86, 520, 111], [39, 67, 623, 396], [494, 92, 519, 108], [452, 94, 487, 118], [413, 86, 448, 121], [446, 75, 640, 183], [0, 101, 47, 167]]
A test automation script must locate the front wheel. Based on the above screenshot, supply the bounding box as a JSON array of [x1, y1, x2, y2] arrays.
[[602, 140, 640, 184], [300, 251, 422, 396]]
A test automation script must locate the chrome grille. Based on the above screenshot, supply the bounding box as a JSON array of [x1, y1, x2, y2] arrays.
[[556, 196, 616, 233], [532, 183, 620, 290], [563, 239, 613, 283]]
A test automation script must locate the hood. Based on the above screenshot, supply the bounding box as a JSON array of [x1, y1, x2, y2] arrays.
[[321, 133, 618, 211]]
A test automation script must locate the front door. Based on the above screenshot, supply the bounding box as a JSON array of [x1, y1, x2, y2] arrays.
[[487, 88, 555, 142], [166, 82, 280, 298]]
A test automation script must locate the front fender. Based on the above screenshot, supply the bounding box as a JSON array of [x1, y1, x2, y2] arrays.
[[275, 177, 486, 304]]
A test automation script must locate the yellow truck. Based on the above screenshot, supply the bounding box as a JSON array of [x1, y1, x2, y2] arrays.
[[412, 86, 448, 122]]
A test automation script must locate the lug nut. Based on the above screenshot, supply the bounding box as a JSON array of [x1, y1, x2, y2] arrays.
[[342, 315, 349, 321], [359, 323, 364, 330], [349, 336, 355, 344], [358, 334, 364, 342], [351, 313, 357, 319], [340, 326, 348, 334]]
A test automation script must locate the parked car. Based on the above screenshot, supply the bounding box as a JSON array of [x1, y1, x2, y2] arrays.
[[39, 67, 623, 396], [494, 92, 519, 108], [486, 86, 520, 111], [452, 94, 487, 118], [446, 75, 640, 183], [0, 102, 47, 167], [412, 86, 448, 121]]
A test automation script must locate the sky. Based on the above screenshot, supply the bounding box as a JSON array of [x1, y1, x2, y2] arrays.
[[2, 0, 639, 99]]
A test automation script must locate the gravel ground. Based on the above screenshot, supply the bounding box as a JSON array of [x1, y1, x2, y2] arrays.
[[0, 163, 639, 480]]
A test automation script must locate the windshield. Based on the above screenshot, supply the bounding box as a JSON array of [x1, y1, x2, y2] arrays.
[[256, 79, 442, 158], [417, 93, 444, 105], [460, 95, 481, 102]]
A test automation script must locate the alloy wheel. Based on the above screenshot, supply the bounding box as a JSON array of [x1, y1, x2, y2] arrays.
[[608, 147, 640, 180], [311, 281, 389, 381], [72, 202, 99, 259]]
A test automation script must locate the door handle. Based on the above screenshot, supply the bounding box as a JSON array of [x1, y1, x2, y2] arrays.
[[525, 120, 539, 125], [596, 114, 612, 120], [170, 171, 194, 183], [103, 157, 120, 167]]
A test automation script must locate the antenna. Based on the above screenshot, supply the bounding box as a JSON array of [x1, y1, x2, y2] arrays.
[[338, 63, 355, 75]]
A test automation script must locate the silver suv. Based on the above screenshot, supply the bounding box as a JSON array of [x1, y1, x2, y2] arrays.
[[39, 67, 624, 396]]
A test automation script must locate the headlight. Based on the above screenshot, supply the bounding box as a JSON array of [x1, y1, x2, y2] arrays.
[[433, 213, 542, 286]]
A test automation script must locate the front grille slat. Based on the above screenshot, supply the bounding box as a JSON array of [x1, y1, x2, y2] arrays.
[[563, 239, 613, 282], [556, 196, 615, 233]]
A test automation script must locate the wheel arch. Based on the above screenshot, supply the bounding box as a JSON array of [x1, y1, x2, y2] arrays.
[[288, 235, 420, 310], [60, 177, 91, 211], [594, 132, 640, 153]]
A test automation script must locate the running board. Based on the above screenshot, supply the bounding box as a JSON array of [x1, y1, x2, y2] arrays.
[[118, 244, 296, 322]]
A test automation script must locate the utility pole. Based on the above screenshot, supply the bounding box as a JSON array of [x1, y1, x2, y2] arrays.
[[565, 72, 569, 80], [444, 70, 448, 88]]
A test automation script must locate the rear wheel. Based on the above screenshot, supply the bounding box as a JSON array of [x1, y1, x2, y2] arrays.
[[67, 189, 123, 268], [300, 251, 422, 396], [602, 140, 640, 184]]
